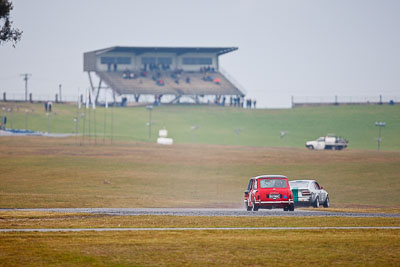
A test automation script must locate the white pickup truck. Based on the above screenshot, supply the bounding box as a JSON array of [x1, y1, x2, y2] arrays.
[[306, 136, 348, 150]]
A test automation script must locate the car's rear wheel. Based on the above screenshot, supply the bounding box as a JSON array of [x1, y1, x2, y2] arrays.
[[313, 197, 320, 208], [323, 196, 330, 208], [246, 202, 252, 211], [252, 198, 258, 211], [283, 206, 289, 211], [307, 145, 314, 150], [289, 204, 295, 211]]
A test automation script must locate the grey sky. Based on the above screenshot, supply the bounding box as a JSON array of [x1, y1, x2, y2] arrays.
[[1, 0, 399, 108]]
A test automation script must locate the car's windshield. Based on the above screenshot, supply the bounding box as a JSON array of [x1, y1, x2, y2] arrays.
[[259, 179, 287, 188], [289, 181, 310, 188]]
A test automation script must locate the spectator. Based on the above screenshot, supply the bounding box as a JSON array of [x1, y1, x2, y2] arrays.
[[44, 102, 48, 112], [157, 79, 164, 86], [253, 99, 257, 109], [122, 69, 130, 79], [186, 77, 191, 84]]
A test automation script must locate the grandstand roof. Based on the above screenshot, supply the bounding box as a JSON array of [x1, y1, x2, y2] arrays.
[[89, 46, 238, 56]]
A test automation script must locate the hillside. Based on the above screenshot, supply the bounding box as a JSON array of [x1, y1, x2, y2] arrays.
[[2, 102, 399, 150]]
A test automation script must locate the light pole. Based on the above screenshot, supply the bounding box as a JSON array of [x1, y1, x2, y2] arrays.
[[146, 105, 153, 140], [375, 121, 386, 151]]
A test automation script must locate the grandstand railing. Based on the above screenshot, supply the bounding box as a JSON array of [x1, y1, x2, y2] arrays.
[[219, 67, 246, 96], [292, 95, 399, 107]]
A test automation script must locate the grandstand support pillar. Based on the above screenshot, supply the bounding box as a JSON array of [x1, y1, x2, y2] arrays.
[[190, 95, 200, 104], [134, 94, 140, 102], [215, 95, 221, 104], [169, 95, 182, 104], [87, 71, 103, 105], [88, 71, 95, 91], [94, 79, 102, 104]]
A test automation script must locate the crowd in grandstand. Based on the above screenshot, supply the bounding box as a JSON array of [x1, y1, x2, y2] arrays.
[[117, 65, 257, 107], [121, 65, 224, 87], [200, 66, 216, 73], [122, 69, 137, 79]]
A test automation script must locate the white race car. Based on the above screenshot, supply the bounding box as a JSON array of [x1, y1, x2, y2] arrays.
[[289, 180, 330, 208]]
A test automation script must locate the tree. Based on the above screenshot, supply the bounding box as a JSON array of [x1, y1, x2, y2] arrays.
[[0, 0, 22, 47]]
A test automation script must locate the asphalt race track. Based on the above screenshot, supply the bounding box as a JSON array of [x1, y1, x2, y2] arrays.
[[2, 208, 399, 218]]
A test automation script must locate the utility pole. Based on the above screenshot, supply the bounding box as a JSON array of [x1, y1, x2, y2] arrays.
[[20, 73, 32, 102], [59, 84, 62, 102]]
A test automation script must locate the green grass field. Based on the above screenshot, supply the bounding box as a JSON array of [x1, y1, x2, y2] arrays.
[[2, 102, 399, 150], [0, 212, 399, 266], [1, 229, 397, 266], [1, 103, 400, 266], [1, 137, 399, 209]]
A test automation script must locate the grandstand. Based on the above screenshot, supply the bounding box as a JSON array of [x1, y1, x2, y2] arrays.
[[83, 46, 244, 104]]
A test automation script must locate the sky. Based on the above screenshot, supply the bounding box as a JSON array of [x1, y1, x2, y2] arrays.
[[0, 0, 399, 108]]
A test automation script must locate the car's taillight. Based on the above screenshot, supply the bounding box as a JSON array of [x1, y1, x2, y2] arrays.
[[301, 190, 311, 196]]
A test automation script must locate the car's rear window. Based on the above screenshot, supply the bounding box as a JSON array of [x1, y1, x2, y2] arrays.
[[289, 181, 310, 188], [259, 179, 287, 188]]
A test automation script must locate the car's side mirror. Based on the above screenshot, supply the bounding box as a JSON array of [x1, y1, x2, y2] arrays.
[[244, 190, 249, 196], [320, 186, 324, 189]]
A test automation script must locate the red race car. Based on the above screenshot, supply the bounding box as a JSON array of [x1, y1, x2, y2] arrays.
[[244, 175, 294, 211]]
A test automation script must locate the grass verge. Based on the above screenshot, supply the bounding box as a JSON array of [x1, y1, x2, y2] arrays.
[[0, 229, 399, 266], [0, 211, 399, 229], [1, 137, 400, 209]]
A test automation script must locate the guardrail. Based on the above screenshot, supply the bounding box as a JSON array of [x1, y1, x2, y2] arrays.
[[291, 95, 398, 107]]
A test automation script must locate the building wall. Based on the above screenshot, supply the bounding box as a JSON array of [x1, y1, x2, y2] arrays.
[[177, 53, 217, 71], [136, 52, 177, 70], [96, 52, 135, 72], [83, 52, 96, 71], [93, 52, 217, 72]]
